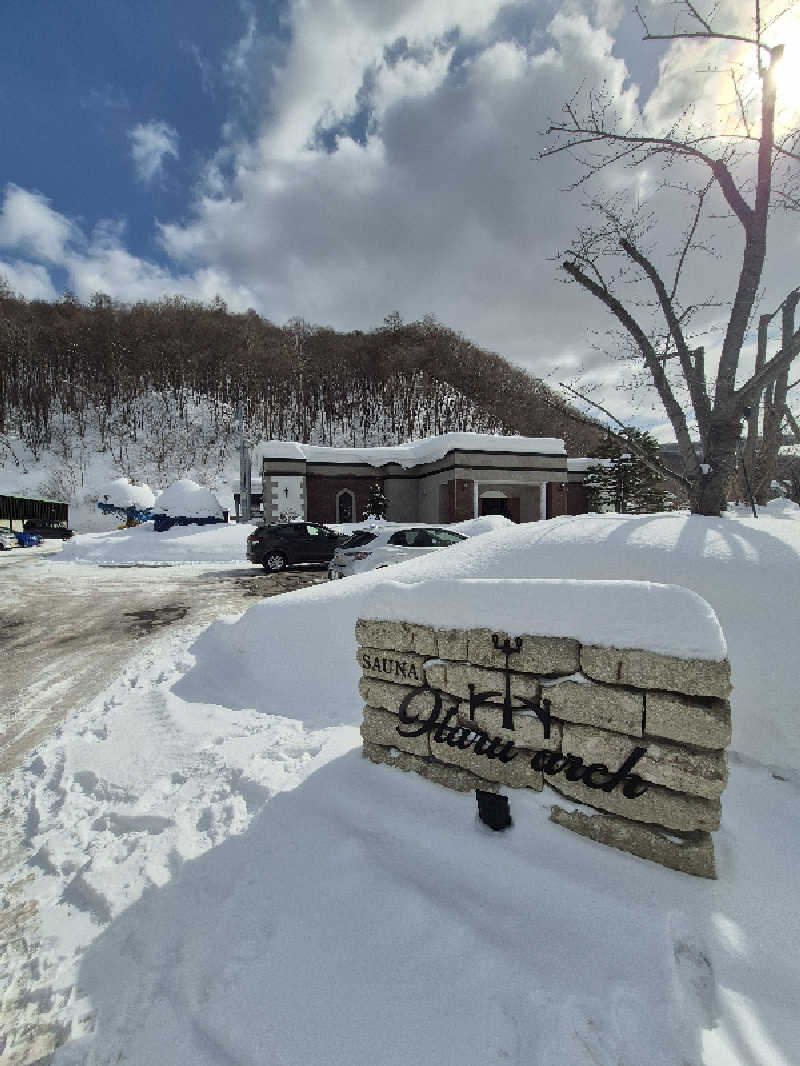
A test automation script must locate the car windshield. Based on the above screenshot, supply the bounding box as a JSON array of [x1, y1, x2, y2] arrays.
[[342, 531, 377, 549], [428, 529, 467, 546]]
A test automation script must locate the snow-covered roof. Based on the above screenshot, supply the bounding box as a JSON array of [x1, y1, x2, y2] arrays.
[[258, 433, 566, 469], [98, 478, 156, 510], [153, 479, 225, 518], [566, 457, 612, 472]]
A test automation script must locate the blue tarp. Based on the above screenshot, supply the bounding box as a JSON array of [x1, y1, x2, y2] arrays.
[[97, 502, 153, 523], [152, 514, 225, 532]]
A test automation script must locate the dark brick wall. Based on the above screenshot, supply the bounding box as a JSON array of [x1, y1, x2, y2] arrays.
[[306, 476, 376, 524], [447, 478, 475, 522], [546, 482, 587, 518]]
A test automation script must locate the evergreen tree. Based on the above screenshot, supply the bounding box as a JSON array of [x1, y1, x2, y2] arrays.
[[364, 481, 388, 519], [584, 430, 670, 514]]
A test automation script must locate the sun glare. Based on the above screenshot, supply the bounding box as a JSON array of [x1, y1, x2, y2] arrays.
[[771, 16, 800, 116], [718, 10, 800, 138]]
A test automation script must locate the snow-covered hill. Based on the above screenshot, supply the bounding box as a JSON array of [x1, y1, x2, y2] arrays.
[[0, 387, 508, 532]]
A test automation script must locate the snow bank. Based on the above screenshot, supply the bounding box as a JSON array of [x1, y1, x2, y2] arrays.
[[362, 578, 727, 661], [6, 509, 799, 1066], [153, 479, 224, 519], [53, 743, 800, 1066], [58, 514, 507, 566], [177, 511, 800, 767], [259, 432, 566, 467], [59, 522, 250, 565]]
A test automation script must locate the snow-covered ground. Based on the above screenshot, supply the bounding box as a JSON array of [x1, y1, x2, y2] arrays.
[[2, 506, 799, 1065], [57, 514, 509, 566]]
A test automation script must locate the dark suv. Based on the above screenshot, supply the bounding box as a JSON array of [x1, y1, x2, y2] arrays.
[[246, 521, 346, 571], [23, 521, 75, 540]]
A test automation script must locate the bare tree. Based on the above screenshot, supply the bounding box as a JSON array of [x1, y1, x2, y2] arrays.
[[542, 0, 800, 514]]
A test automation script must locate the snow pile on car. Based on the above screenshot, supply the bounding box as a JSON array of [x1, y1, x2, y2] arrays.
[[97, 478, 156, 511], [153, 478, 225, 519]]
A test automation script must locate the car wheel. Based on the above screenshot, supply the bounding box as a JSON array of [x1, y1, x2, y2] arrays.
[[263, 552, 287, 572]]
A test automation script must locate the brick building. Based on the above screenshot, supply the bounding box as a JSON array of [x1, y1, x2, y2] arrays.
[[256, 433, 589, 525]]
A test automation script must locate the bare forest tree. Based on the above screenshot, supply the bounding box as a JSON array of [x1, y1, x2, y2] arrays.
[[0, 286, 604, 478], [543, 0, 800, 514]]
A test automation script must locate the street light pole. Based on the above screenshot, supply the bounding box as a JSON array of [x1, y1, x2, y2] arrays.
[[238, 395, 251, 522]]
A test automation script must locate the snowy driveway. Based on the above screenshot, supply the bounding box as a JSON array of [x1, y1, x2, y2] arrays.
[[1, 552, 330, 1064], [0, 552, 324, 773]]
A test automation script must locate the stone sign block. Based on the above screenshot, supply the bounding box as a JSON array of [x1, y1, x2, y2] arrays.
[[561, 722, 727, 799], [645, 692, 732, 750], [362, 706, 430, 757], [355, 619, 437, 657], [546, 680, 643, 736], [549, 807, 716, 879], [426, 661, 540, 704], [355, 592, 732, 878], [359, 677, 419, 714], [468, 629, 580, 675], [458, 705, 561, 752], [581, 645, 732, 699], [357, 647, 429, 687], [434, 628, 470, 661], [429, 734, 544, 790], [549, 773, 721, 833]]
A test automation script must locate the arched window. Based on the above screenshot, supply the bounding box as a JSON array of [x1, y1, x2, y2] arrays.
[[336, 489, 355, 523]]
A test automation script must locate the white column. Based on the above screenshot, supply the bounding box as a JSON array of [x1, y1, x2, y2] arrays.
[[539, 483, 547, 521], [472, 480, 479, 519]]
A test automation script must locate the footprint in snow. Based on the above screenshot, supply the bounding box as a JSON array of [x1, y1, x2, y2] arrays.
[[668, 911, 719, 1046]]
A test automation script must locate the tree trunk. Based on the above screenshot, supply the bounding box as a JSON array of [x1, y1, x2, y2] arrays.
[[692, 419, 742, 515]]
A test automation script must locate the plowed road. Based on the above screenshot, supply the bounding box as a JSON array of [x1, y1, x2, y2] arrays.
[[0, 550, 324, 772]]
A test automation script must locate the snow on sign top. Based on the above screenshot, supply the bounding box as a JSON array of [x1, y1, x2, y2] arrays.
[[363, 579, 727, 661], [259, 432, 567, 468], [153, 479, 225, 519]]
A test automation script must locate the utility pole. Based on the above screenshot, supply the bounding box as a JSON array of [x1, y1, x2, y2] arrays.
[[238, 395, 251, 522]]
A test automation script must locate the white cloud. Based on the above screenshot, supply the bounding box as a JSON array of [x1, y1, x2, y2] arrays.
[[129, 120, 180, 183], [4, 0, 799, 437], [0, 259, 57, 302], [0, 184, 79, 263]]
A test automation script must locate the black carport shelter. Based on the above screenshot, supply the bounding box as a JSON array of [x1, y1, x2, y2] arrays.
[[0, 493, 69, 530]]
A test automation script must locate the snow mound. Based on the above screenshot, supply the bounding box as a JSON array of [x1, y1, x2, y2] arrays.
[[177, 511, 800, 767], [153, 479, 224, 519], [59, 522, 251, 565], [58, 513, 504, 565], [98, 478, 156, 510]]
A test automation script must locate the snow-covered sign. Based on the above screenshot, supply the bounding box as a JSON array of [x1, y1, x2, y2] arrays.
[[357, 580, 731, 878]]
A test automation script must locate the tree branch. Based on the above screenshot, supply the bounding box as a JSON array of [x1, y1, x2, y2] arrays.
[[542, 127, 755, 228], [562, 258, 702, 482], [557, 382, 692, 490], [733, 325, 800, 408], [618, 237, 712, 439]]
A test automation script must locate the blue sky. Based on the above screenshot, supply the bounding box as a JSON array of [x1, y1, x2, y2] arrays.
[[3, 1, 278, 274], [1, 0, 797, 435]]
